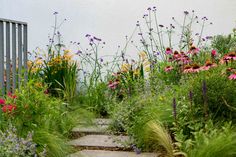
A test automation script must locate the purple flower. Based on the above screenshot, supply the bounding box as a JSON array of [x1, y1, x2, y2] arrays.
[[189, 91, 193, 102], [172, 98, 177, 120], [138, 33, 142, 36], [53, 11, 58, 15], [147, 7, 152, 11], [131, 144, 141, 154], [76, 50, 82, 55], [85, 34, 91, 37], [100, 58, 104, 62], [184, 11, 189, 15], [93, 36, 102, 41]]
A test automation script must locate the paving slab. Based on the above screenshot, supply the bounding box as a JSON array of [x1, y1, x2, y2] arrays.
[[69, 150, 158, 157], [71, 124, 109, 138], [72, 125, 109, 134], [78, 119, 112, 125], [69, 135, 130, 150], [94, 119, 112, 125]]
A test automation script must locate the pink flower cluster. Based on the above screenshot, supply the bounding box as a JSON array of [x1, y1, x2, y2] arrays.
[[108, 79, 120, 90]]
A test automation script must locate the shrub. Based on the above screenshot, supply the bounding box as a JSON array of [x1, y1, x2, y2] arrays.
[[183, 66, 236, 122]]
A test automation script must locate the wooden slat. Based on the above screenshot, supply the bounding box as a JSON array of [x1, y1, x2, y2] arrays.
[[6, 22, 11, 93], [12, 23, 17, 90], [0, 21, 4, 95], [17, 24, 22, 89], [23, 24, 28, 83]]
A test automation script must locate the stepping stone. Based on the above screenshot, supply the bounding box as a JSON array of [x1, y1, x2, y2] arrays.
[[94, 118, 112, 125], [69, 135, 130, 151], [78, 118, 112, 125], [69, 150, 158, 157], [71, 125, 109, 138]]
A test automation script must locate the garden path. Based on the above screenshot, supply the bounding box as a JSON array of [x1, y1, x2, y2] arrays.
[[68, 118, 158, 157]]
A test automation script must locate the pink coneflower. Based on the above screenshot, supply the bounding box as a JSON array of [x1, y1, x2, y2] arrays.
[[201, 60, 217, 71], [225, 52, 236, 60], [164, 66, 173, 72], [108, 80, 119, 89], [183, 65, 193, 73], [165, 48, 173, 55], [188, 46, 200, 55], [228, 72, 236, 80], [192, 64, 201, 73]]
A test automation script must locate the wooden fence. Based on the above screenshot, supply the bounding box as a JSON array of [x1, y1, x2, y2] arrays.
[[0, 18, 28, 95]]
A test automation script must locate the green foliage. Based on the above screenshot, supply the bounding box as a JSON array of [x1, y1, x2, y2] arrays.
[[0, 125, 45, 157], [146, 121, 187, 157], [187, 122, 236, 157], [183, 66, 236, 122], [110, 91, 173, 150], [212, 33, 236, 54], [0, 80, 84, 156], [43, 55, 78, 100]]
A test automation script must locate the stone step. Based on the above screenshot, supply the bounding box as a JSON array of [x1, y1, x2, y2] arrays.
[[71, 125, 109, 138], [78, 118, 112, 125], [69, 150, 159, 157], [68, 135, 131, 151]]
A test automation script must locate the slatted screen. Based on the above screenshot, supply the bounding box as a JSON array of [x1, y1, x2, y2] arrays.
[[0, 18, 28, 95]]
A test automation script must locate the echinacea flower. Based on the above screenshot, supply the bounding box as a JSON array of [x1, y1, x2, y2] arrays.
[[164, 66, 173, 72], [165, 48, 172, 55], [192, 64, 201, 72], [228, 72, 236, 80], [188, 46, 200, 55], [201, 60, 217, 71], [183, 65, 193, 73]]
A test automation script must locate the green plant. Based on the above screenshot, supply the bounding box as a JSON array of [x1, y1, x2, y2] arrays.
[[212, 32, 236, 55], [0, 124, 46, 157], [146, 120, 187, 157], [187, 122, 236, 157], [183, 66, 236, 122]]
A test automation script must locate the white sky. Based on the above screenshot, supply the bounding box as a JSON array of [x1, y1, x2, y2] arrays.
[[1, 0, 236, 57]]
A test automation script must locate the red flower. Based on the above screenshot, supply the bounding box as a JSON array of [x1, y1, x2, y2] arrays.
[[211, 50, 217, 57], [2, 104, 17, 113], [7, 92, 17, 99], [0, 99, 5, 105]]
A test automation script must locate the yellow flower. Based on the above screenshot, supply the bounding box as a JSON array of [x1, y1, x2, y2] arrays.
[[145, 66, 150, 72], [27, 60, 33, 68], [121, 63, 130, 72], [64, 49, 71, 54], [133, 69, 140, 76], [35, 58, 43, 66], [31, 67, 39, 73], [139, 51, 148, 60], [63, 53, 74, 60], [35, 82, 43, 88]]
